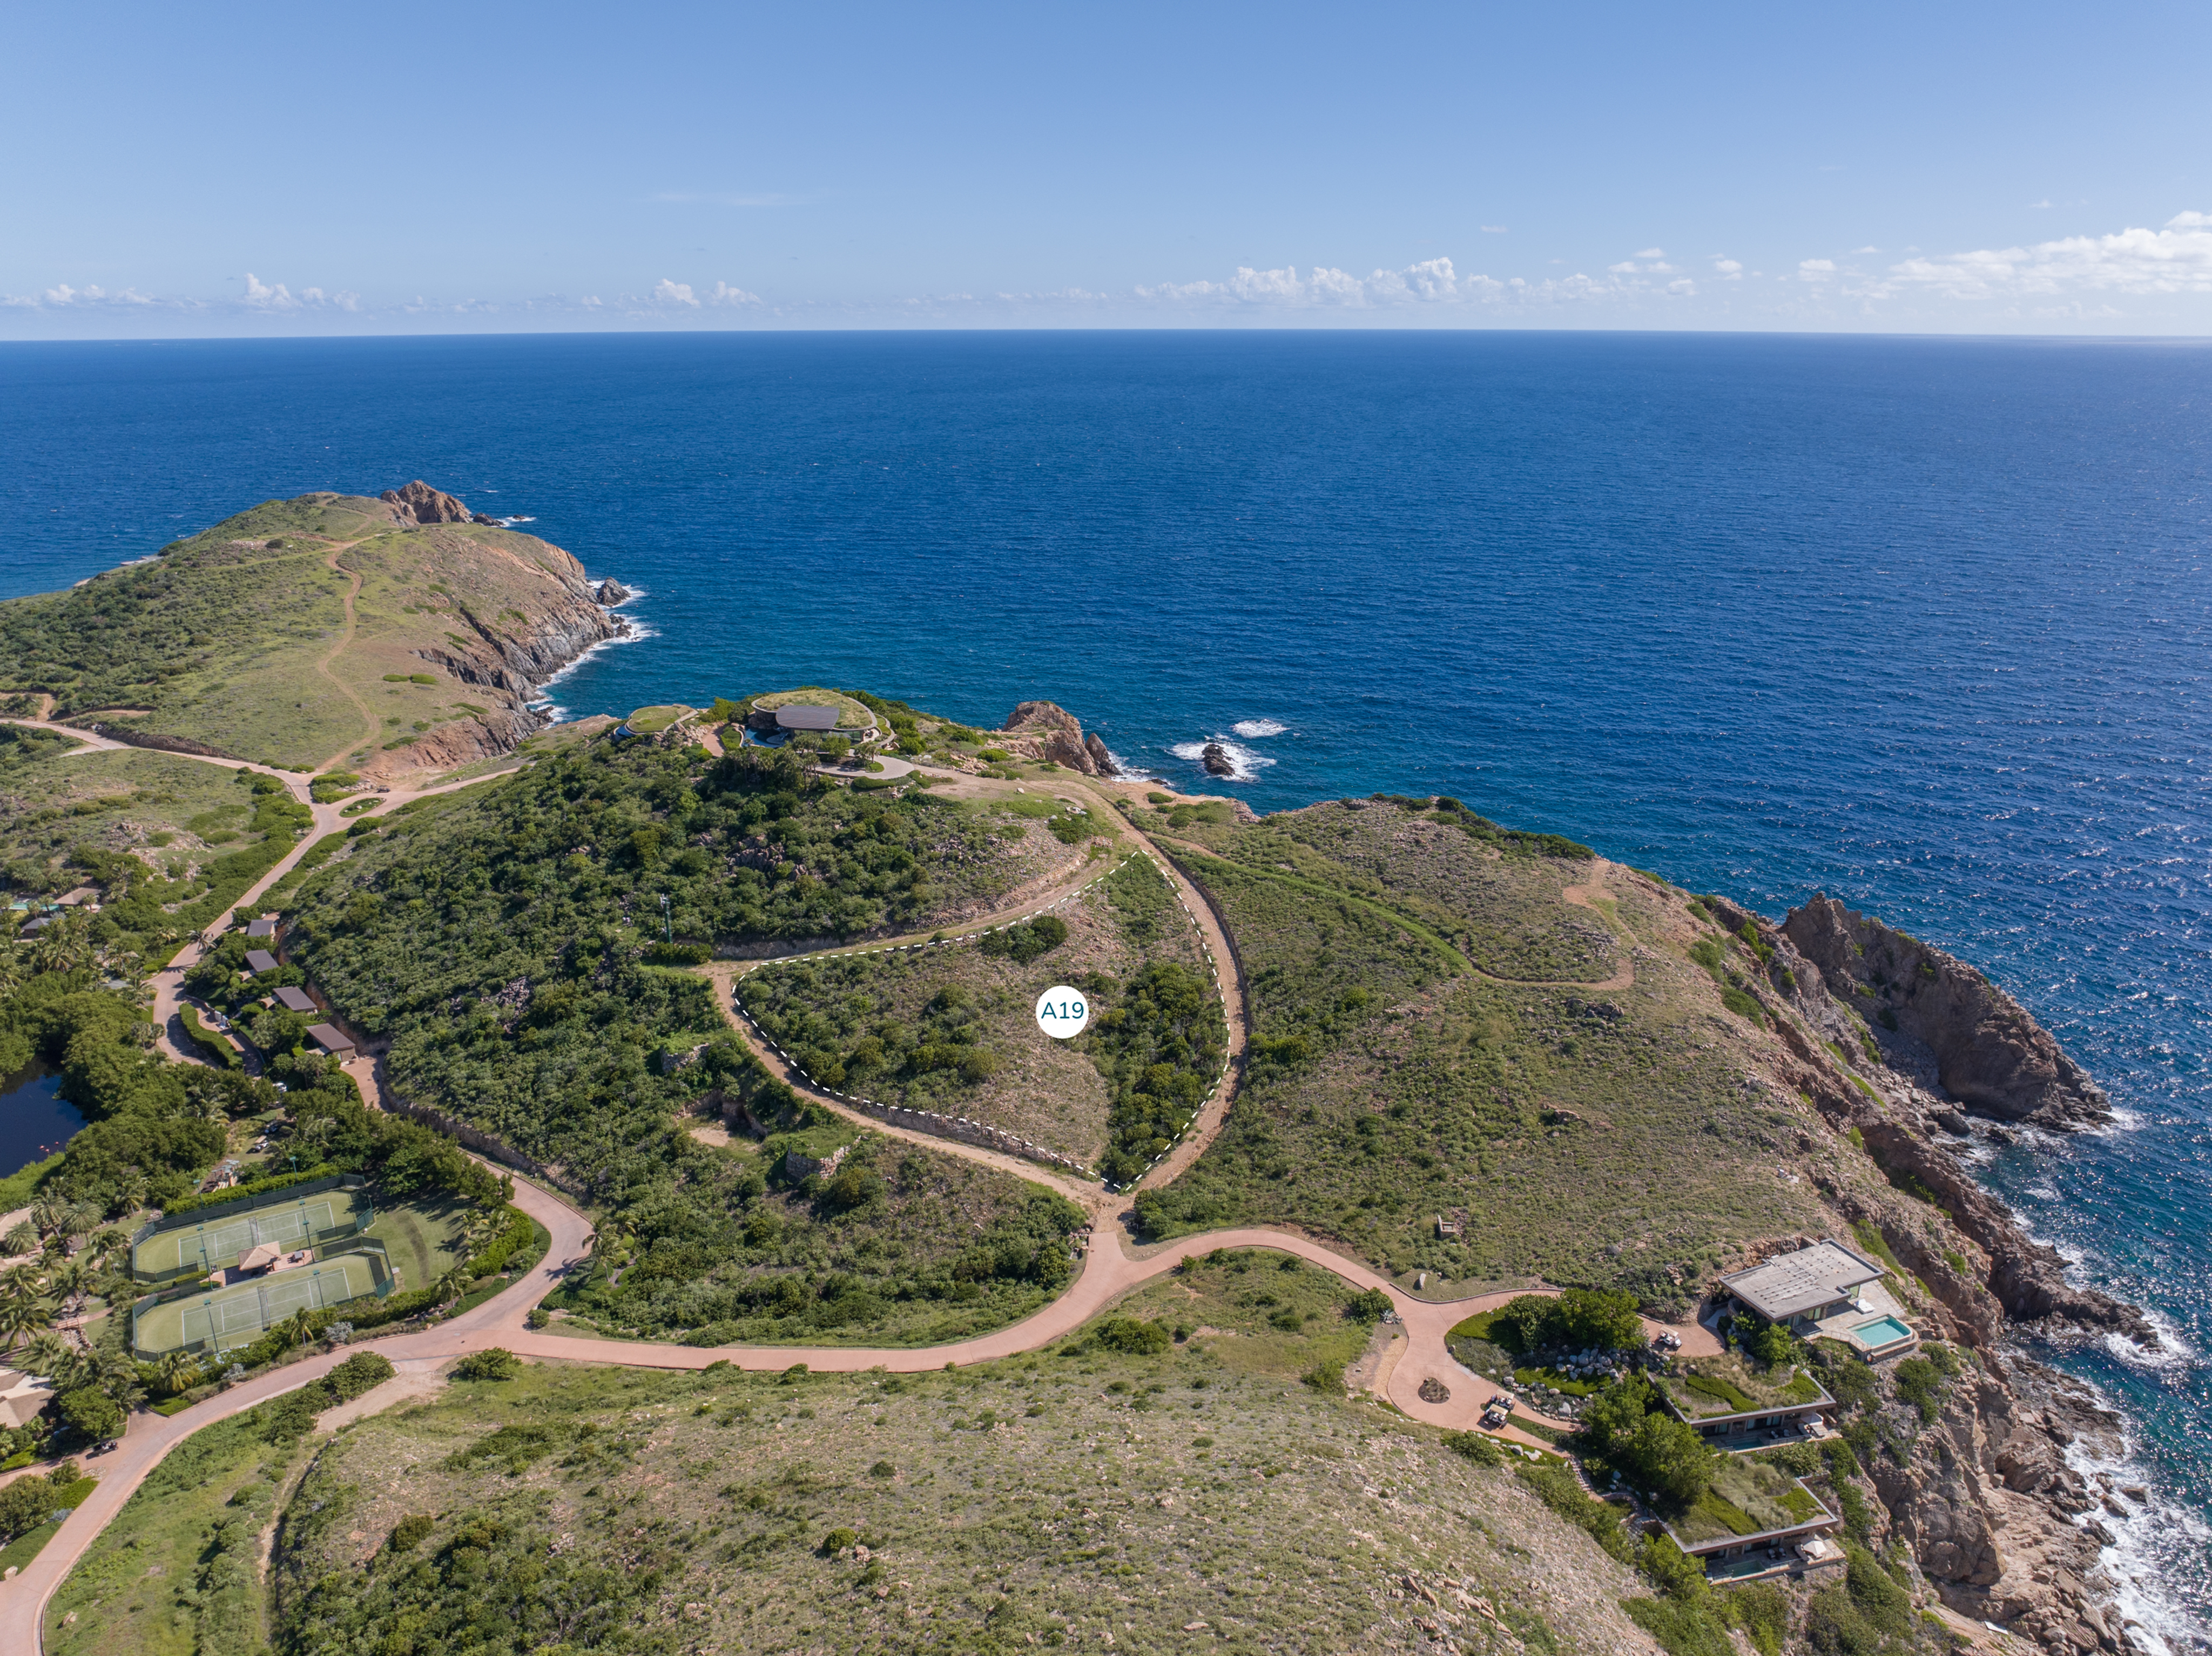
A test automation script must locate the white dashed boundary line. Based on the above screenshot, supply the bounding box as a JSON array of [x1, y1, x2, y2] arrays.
[[727, 848, 1235, 1189]]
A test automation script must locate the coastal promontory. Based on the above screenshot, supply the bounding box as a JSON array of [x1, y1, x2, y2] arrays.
[[0, 485, 626, 778]]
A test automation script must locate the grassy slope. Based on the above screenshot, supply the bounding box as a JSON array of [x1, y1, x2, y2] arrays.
[[1141, 800, 1826, 1309], [251, 1306, 1647, 1656], [45, 1412, 308, 1656], [741, 855, 1206, 1164], [0, 742, 257, 894], [0, 494, 604, 770]]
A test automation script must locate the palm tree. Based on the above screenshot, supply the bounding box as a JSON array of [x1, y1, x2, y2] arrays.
[[23, 1331, 76, 1384], [435, 1267, 470, 1305], [279, 1308, 316, 1349], [93, 1347, 142, 1410], [0, 1293, 49, 1352], [110, 1172, 148, 1218], [59, 1201, 100, 1244], [1, 1266, 46, 1310], [46, 1258, 91, 1317], [30, 1197, 68, 1239], [30, 910, 91, 974], [0, 950, 24, 998], [0, 1224, 35, 1259], [157, 1350, 200, 1395]]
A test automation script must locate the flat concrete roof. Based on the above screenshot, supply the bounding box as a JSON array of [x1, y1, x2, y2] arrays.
[[245, 949, 280, 974], [247, 917, 276, 938], [306, 1023, 354, 1055], [1722, 1239, 1885, 1322], [274, 986, 316, 1013], [775, 705, 841, 731]]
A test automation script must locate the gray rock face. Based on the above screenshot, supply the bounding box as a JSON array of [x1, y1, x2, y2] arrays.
[[1201, 742, 1235, 777], [1783, 894, 2108, 1129], [596, 579, 631, 605], [1084, 733, 1117, 776]]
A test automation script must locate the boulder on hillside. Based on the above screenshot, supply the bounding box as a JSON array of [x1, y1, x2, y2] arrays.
[[381, 480, 480, 525], [1201, 742, 1235, 777], [1002, 700, 1082, 735], [1043, 728, 1098, 775], [596, 579, 631, 605], [1084, 733, 1118, 776]]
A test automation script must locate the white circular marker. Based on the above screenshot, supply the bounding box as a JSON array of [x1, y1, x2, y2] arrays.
[[1034, 984, 1090, 1038]]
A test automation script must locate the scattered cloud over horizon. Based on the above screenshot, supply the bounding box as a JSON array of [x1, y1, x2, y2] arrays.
[[4, 210, 2209, 332], [1856, 212, 2212, 301]]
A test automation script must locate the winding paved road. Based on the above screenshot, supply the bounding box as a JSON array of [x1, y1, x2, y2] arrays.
[[2, 737, 1717, 1651]]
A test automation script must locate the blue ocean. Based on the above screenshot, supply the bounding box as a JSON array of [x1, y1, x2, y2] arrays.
[[3, 333, 2207, 1639]]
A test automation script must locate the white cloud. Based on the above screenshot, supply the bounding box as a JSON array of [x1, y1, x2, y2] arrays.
[[1635, 247, 1665, 260], [1713, 258, 1744, 279], [705, 281, 761, 306], [1853, 246, 1879, 254], [2029, 199, 2053, 209], [243, 272, 299, 309], [1798, 259, 1837, 281], [1860, 210, 2212, 301], [1132, 253, 1711, 313], [652, 279, 700, 307], [1481, 225, 1507, 234]]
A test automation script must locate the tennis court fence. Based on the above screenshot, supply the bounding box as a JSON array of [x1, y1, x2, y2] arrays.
[[132, 1237, 395, 1361]]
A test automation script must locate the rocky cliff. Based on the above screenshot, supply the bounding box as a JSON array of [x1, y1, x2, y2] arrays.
[[1693, 896, 2156, 1652], [380, 478, 503, 526], [1000, 699, 1119, 776], [1783, 895, 2108, 1129]]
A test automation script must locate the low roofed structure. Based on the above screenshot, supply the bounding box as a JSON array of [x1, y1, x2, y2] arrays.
[[774, 704, 841, 732], [247, 917, 276, 939], [245, 949, 280, 974], [274, 985, 316, 1013], [1721, 1239, 1886, 1324], [307, 1023, 356, 1059]]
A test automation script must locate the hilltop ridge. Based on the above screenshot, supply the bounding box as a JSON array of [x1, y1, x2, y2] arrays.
[[0, 486, 628, 778]]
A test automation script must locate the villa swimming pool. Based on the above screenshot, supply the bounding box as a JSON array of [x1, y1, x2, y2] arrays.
[[1849, 1315, 1915, 1351]]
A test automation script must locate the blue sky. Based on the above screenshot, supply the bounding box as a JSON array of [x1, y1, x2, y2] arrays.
[[7, 1, 2210, 335]]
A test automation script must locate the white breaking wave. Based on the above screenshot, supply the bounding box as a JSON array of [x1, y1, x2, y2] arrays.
[[495, 515, 538, 526], [530, 601, 657, 723], [1169, 738, 1275, 782], [1231, 718, 1288, 739], [2058, 1382, 2212, 1654]]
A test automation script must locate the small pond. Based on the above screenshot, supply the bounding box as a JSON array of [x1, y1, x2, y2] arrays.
[[0, 1060, 85, 1181]]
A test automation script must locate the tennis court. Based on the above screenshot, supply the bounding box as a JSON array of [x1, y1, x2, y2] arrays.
[[133, 1246, 388, 1357], [132, 1188, 374, 1282]]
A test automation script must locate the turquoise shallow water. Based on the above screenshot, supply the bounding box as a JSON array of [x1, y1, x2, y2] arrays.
[[1, 332, 2206, 1641]]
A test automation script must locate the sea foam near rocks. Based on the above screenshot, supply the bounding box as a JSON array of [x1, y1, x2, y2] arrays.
[[1170, 738, 1273, 781], [1231, 718, 1288, 738]]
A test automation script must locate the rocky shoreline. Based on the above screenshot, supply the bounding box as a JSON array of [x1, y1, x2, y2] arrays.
[[1703, 888, 2164, 1651], [361, 489, 633, 780]]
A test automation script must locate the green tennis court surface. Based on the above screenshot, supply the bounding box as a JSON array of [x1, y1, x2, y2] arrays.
[[133, 1248, 386, 1356], [132, 1189, 374, 1281]]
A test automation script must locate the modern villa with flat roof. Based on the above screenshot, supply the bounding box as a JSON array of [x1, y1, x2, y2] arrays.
[[745, 703, 844, 734], [1720, 1238, 1919, 1361], [273, 985, 316, 1013], [245, 949, 280, 974]]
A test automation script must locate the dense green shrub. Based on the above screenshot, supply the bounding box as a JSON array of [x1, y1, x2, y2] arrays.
[[1579, 1376, 1717, 1505], [1091, 1317, 1172, 1355], [977, 914, 1067, 964], [453, 1348, 522, 1382]]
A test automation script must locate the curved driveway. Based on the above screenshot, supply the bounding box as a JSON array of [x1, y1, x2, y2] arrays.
[[5, 744, 1717, 1651]]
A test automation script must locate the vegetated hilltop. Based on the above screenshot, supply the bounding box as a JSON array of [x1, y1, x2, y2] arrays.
[[268, 708, 2148, 1653], [1123, 790, 2147, 1653], [280, 731, 1106, 1347], [0, 483, 625, 775]]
